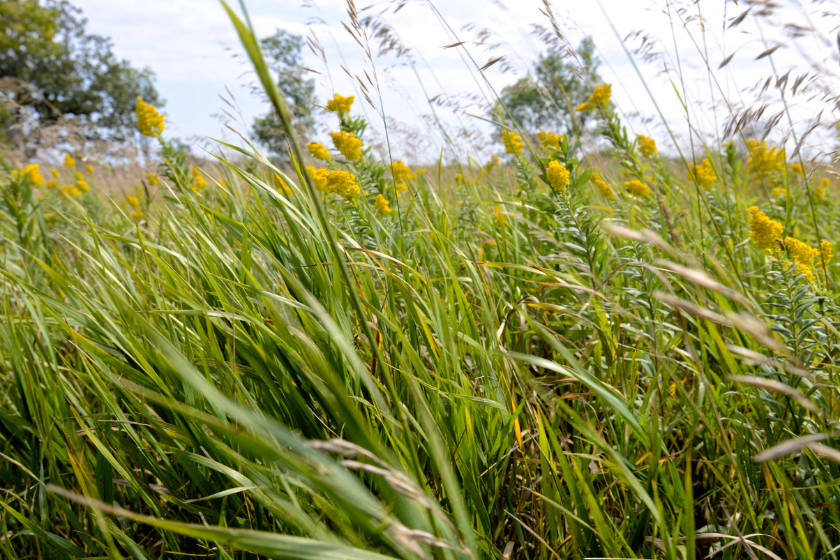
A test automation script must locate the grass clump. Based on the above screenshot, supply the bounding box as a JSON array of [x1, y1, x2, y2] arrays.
[[3, 2, 840, 560]]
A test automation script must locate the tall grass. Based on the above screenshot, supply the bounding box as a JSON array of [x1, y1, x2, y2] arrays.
[[2, 1, 840, 559]]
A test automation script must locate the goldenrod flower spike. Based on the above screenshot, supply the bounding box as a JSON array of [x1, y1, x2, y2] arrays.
[[136, 96, 165, 137], [329, 131, 363, 161], [747, 206, 783, 252], [687, 159, 716, 189], [65, 155, 75, 169], [576, 83, 612, 112], [546, 161, 570, 192], [324, 170, 360, 198], [591, 172, 614, 199], [624, 180, 650, 197], [536, 131, 562, 151], [637, 136, 657, 158], [374, 194, 392, 215], [501, 131, 524, 156], [307, 142, 331, 161], [325, 93, 355, 115]]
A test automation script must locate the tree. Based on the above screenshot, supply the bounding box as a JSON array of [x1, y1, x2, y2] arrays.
[[252, 29, 316, 158], [0, 0, 163, 141], [495, 37, 602, 134]]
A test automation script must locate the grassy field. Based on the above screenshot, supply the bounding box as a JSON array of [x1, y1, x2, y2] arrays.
[[3, 3, 840, 560]]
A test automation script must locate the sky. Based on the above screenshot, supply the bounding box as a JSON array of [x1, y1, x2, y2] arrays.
[[72, 0, 840, 161]]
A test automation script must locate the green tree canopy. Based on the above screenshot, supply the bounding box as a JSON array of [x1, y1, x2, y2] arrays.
[[495, 37, 602, 135], [0, 0, 163, 139], [252, 29, 317, 158]]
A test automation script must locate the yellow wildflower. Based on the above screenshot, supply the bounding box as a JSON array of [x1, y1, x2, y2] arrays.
[[325, 170, 360, 198], [273, 173, 292, 195], [307, 142, 331, 161], [637, 135, 657, 158], [76, 180, 90, 193], [816, 177, 830, 202], [65, 155, 75, 169], [59, 184, 81, 197], [126, 194, 140, 207], [536, 131, 562, 151], [624, 180, 650, 197], [591, 172, 614, 199], [307, 166, 329, 191], [131, 209, 143, 221], [325, 93, 355, 115], [784, 237, 820, 279], [22, 164, 44, 187], [687, 158, 716, 189], [330, 131, 363, 161], [73, 171, 84, 181], [745, 140, 784, 179], [771, 188, 787, 198], [86, 164, 95, 174], [136, 97, 165, 137], [374, 194, 392, 215], [576, 83, 612, 111], [747, 206, 783, 251], [50, 168, 59, 178], [46, 179, 58, 189], [491, 205, 508, 227], [191, 167, 207, 191], [485, 155, 500, 174], [790, 163, 803, 175], [455, 173, 464, 185], [546, 160, 570, 192], [502, 131, 524, 156], [389, 160, 416, 190], [820, 240, 833, 267], [144, 173, 160, 186]]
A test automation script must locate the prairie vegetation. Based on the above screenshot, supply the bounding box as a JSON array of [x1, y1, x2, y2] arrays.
[[3, 1, 840, 559]]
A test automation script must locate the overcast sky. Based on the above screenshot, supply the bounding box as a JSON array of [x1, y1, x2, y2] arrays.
[[72, 0, 840, 161]]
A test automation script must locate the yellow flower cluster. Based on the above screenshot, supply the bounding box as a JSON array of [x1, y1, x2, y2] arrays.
[[307, 142, 331, 161], [307, 167, 359, 198], [308, 166, 328, 191], [637, 136, 657, 158], [65, 155, 75, 169], [624, 180, 649, 197], [576, 83, 612, 112], [325, 170, 360, 198], [131, 210, 143, 221], [546, 160, 570, 192], [484, 155, 500, 174], [389, 160, 416, 189], [127, 194, 141, 207], [820, 240, 833, 267], [374, 194, 391, 215], [687, 159, 716, 189], [790, 163, 803, 175], [330, 131, 363, 161], [502, 131, 524, 156], [745, 140, 784, 179], [771, 188, 787, 198], [747, 206, 783, 251], [191, 166, 207, 191], [136, 97, 165, 137], [60, 184, 81, 197], [13, 164, 44, 187], [144, 173, 160, 186], [491, 205, 508, 227], [816, 177, 829, 202], [591, 172, 614, 199], [782, 237, 820, 279], [325, 93, 355, 115], [536, 131, 562, 151]]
